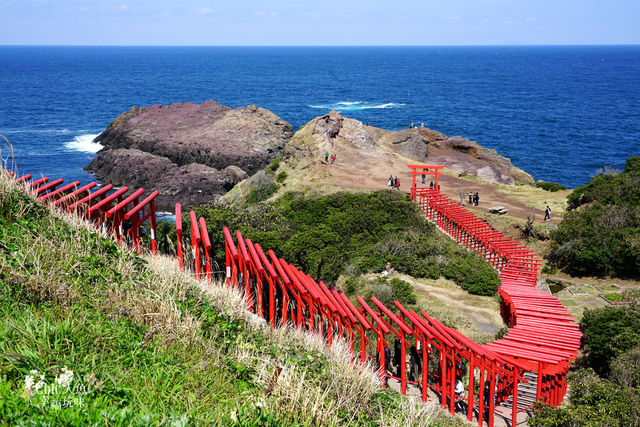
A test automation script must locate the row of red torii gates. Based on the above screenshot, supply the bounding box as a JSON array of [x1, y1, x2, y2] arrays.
[[5, 171, 160, 254], [175, 164, 580, 426], [8, 164, 581, 427]]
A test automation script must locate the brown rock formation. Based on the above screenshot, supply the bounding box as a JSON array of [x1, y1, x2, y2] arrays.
[[282, 112, 532, 186], [86, 101, 293, 210]]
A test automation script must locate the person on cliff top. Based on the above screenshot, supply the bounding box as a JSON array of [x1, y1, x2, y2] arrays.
[[325, 151, 329, 163], [544, 205, 551, 221]]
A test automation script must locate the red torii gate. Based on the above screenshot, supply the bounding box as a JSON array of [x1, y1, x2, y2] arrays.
[[406, 164, 445, 199]]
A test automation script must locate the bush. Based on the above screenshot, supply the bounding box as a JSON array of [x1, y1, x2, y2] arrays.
[[264, 157, 280, 174], [580, 306, 640, 375], [462, 267, 501, 296], [388, 278, 417, 306], [535, 181, 567, 192], [610, 346, 640, 389], [275, 171, 287, 183]]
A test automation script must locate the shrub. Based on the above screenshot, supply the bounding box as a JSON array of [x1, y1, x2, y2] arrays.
[[535, 181, 567, 192], [461, 267, 501, 296], [264, 157, 280, 174], [580, 306, 640, 375], [388, 278, 417, 306], [275, 171, 287, 183]]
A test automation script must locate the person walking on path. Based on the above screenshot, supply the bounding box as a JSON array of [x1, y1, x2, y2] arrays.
[[422, 168, 427, 184], [544, 205, 551, 221], [393, 339, 402, 379], [408, 345, 422, 382], [330, 154, 334, 164], [454, 379, 466, 412], [332, 153, 337, 164], [388, 175, 393, 189], [397, 178, 400, 191], [325, 151, 329, 163]]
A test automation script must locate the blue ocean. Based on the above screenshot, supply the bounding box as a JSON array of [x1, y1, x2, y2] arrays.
[[1, 45, 639, 189]]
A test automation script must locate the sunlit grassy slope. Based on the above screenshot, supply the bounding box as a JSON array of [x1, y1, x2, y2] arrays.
[[0, 174, 466, 426]]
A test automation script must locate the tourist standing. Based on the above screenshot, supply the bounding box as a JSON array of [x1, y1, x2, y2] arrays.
[[388, 175, 393, 189], [325, 151, 329, 163], [544, 205, 551, 221]]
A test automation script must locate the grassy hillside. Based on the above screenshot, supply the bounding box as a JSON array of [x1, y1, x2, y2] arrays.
[[0, 175, 465, 426]]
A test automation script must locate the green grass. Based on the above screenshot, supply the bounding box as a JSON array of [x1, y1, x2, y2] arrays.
[[0, 174, 464, 426], [604, 293, 629, 302]]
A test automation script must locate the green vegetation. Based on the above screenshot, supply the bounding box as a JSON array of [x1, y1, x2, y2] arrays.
[[175, 190, 500, 296], [534, 181, 567, 192], [548, 155, 640, 277], [275, 171, 288, 183], [0, 176, 462, 426], [345, 276, 418, 308], [244, 171, 279, 205], [603, 293, 628, 302], [580, 305, 640, 376], [530, 304, 640, 427], [264, 157, 281, 174]]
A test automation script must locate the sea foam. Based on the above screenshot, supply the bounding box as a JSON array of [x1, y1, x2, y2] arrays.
[[309, 101, 404, 111], [64, 134, 102, 153]]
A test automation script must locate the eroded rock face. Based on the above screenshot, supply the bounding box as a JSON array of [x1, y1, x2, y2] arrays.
[[283, 111, 532, 186], [86, 101, 293, 210]]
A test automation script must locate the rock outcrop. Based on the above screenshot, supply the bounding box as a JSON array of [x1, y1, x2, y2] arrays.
[[86, 101, 294, 210], [282, 111, 532, 186]]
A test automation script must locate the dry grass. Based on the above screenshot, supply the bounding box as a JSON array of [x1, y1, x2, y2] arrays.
[[144, 257, 445, 426], [495, 183, 571, 215]]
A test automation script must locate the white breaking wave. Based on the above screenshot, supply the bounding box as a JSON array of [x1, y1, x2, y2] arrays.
[[309, 101, 404, 111], [64, 134, 102, 153]]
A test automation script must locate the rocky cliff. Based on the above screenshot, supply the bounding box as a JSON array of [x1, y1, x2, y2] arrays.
[[86, 101, 294, 210], [282, 111, 533, 185]]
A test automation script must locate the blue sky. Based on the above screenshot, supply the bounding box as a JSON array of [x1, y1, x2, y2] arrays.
[[1, 0, 638, 45]]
